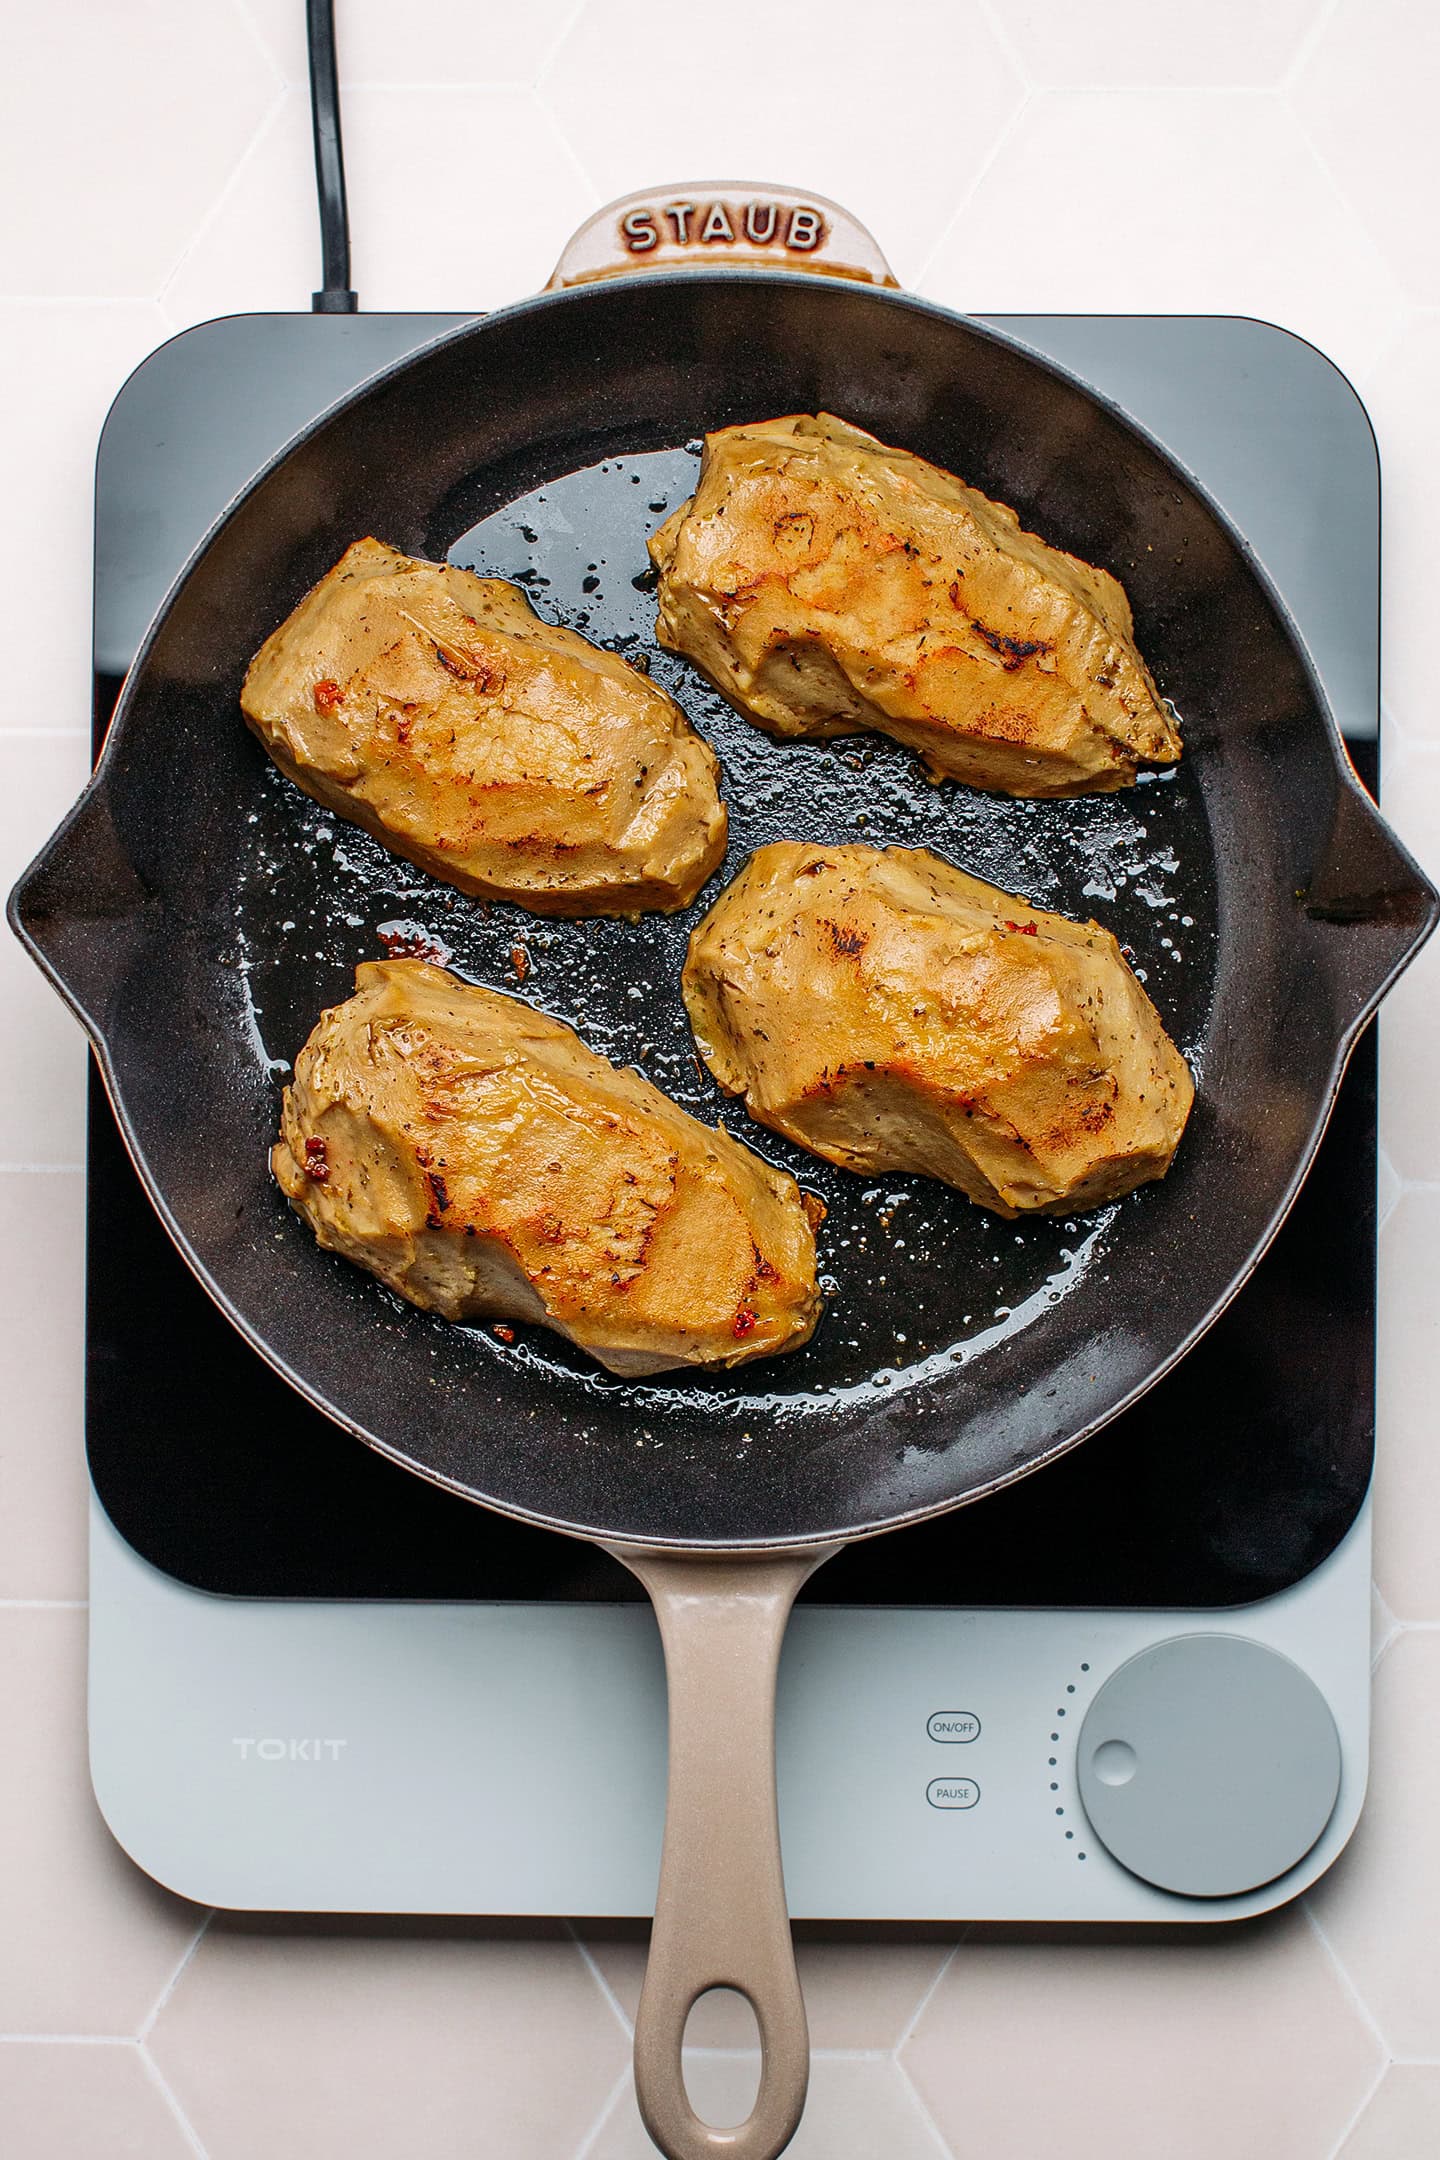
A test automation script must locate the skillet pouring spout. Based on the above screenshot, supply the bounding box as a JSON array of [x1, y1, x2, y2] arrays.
[[1304, 765, 1438, 960], [1280, 761, 1439, 1104], [6, 766, 155, 1050]]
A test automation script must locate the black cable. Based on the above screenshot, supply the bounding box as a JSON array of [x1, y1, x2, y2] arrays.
[[306, 0, 357, 312]]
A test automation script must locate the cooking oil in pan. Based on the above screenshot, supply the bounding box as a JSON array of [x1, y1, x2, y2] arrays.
[[232, 447, 1217, 1432]]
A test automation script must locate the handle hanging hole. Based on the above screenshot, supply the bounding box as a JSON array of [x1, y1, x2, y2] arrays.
[[680, 1988, 762, 2128]]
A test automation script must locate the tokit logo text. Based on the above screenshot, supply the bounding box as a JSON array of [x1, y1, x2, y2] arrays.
[[232, 1737, 348, 1763]]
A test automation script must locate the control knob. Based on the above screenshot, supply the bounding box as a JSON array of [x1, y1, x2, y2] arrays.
[[1075, 1634, 1341, 1897]]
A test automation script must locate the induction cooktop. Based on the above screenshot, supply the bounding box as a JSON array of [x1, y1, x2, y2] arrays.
[[84, 306, 1378, 1920]]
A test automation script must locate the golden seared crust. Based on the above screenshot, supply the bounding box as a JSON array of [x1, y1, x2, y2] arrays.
[[242, 538, 727, 917], [682, 842, 1193, 1217], [650, 413, 1180, 798], [274, 959, 823, 1376]]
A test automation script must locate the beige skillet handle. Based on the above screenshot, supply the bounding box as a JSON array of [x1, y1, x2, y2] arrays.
[[547, 183, 898, 290], [605, 1542, 843, 2160]]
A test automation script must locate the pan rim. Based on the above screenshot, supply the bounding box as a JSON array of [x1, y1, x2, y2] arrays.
[[9, 273, 1436, 1551]]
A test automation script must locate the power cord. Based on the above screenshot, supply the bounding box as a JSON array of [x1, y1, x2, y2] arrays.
[[307, 0, 357, 312]]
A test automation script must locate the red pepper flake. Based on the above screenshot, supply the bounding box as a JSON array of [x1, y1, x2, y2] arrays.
[[732, 1308, 757, 1339], [510, 944, 530, 982], [312, 678, 344, 714], [376, 919, 452, 965], [302, 1137, 329, 1182], [493, 1323, 516, 1345], [1004, 919, 1039, 936]]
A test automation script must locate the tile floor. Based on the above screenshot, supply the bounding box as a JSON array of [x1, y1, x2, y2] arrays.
[[2, 1, 1438, 2153]]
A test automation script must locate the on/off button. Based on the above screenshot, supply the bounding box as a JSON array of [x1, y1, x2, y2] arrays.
[[927, 1777, 980, 1810], [927, 1711, 980, 1743]]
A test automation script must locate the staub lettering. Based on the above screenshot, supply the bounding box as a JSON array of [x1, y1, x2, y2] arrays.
[[619, 198, 828, 258], [232, 1737, 348, 1762]]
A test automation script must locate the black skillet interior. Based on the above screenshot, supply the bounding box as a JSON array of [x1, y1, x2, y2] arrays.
[[14, 274, 1434, 1547]]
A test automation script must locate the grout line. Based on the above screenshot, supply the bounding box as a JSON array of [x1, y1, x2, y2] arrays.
[[973, 0, 1032, 87], [155, 84, 290, 317], [1302, 1900, 1391, 2063], [1370, 1580, 1400, 1670], [1273, 106, 1412, 325], [1280, 0, 1348, 93], [565, 1921, 636, 2040], [0, 1600, 87, 1611], [893, 2050, 962, 2160], [229, 0, 294, 86], [137, 1912, 214, 2043], [535, 0, 592, 87], [0, 1164, 86, 1175], [531, 94, 603, 214], [571, 2060, 633, 2160], [0, 2032, 132, 2045], [1324, 2052, 1390, 2160], [137, 2042, 212, 2160], [892, 1937, 963, 2056], [909, 93, 1032, 295]]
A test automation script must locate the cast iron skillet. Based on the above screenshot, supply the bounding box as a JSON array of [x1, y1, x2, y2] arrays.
[[10, 194, 1437, 2159]]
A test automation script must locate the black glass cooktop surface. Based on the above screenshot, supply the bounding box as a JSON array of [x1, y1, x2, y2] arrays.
[[84, 310, 1379, 1608]]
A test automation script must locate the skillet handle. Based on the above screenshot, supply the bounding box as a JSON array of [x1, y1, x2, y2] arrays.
[[547, 184, 898, 291], [604, 1541, 842, 2160]]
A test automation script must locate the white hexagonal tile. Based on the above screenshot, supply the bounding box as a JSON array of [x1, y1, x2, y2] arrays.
[[163, 79, 595, 328], [160, 90, 317, 330], [900, 1911, 1380, 2159], [543, 0, 1024, 288], [1373, 1189, 1440, 1621], [1370, 1582, 1398, 1670], [0, 2042, 199, 2159], [0, 733, 93, 1170], [231, 0, 309, 84], [332, 0, 567, 85], [1310, 1631, 1440, 2056], [185, 86, 592, 318], [0, 0, 279, 297], [0, 1171, 87, 1600], [1339, 2065, 1440, 2158], [0, 302, 168, 732], [589, 2055, 952, 2160], [992, 0, 1323, 85], [347, 87, 593, 310], [578, 1928, 954, 2049], [1293, 0, 1440, 305], [149, 1918, 628, 2159], [1379, 956, 1440, 1192], [920, 91, 1409, 383], [240, 0, 582, 89], [0, 1610, 202, 2032]]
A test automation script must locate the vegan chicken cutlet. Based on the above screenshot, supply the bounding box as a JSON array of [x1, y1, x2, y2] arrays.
[[275, 960, 824, 1376], [683, 842, 1193, 1217], [650, 413, 1179, 797], [243, 538, 727, 917]]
